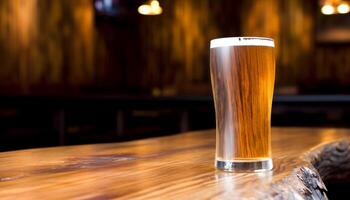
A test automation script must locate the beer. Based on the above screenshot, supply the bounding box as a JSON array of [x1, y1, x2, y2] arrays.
[[210, 37, 275, 172]]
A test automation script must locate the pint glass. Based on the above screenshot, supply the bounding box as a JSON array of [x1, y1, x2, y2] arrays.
[[210, 37, 275, 172]]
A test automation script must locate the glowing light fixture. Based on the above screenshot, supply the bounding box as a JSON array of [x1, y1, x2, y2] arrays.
[[321, 4, 335, 15], [138, 0, 162, 15], [337, 3, 350, 14], [320, 0, 350, 15]]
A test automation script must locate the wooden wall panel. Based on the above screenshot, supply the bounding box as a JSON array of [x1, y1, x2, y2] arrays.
[[138, 0, 241, 95], [0, 0, 97, 94], [307, 45, 350, 93], [0, 0, 242, 95], [0, 0, 349, 95], [278, 0, 315, 87]]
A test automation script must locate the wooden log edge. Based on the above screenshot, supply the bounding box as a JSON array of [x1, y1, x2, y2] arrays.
[[268, 140, 350, 199]]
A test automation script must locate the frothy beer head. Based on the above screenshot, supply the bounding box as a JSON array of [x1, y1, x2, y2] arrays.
[[210, 37, 274, 48]]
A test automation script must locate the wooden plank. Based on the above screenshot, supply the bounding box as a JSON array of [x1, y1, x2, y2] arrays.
[[0, 127, 349, 199]]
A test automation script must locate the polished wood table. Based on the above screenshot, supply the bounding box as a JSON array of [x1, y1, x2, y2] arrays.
[[0, 127, 350, 199]]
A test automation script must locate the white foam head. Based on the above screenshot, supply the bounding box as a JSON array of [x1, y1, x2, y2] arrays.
[[210, 37, 274, 48]]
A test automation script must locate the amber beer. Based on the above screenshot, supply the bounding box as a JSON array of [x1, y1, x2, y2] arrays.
[[210, 37, 275, 172]]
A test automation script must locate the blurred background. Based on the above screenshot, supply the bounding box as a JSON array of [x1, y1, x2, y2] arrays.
[[0, 0, 349, 151]]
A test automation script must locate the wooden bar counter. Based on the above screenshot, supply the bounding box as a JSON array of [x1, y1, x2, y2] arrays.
[[0, 127, 350, 199]]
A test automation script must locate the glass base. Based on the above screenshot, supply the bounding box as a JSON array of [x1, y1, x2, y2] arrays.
[[216, 159, 273, 172]]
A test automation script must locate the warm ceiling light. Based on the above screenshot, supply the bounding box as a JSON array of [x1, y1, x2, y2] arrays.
[[150, 0, 160, 8], [138, 0, 162, 15], [337, 3, 350, 14], [321, 4, 335, 15], [138, 5, 152, 15]]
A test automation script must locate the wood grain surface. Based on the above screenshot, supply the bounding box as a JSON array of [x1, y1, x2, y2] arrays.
[[0, 127, 349, 199], [210, 45, 275, 160]]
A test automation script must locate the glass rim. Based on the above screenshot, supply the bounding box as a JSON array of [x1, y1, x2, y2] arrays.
[[210, 37, 275, 48]]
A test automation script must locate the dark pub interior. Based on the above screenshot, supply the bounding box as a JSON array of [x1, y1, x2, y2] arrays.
[[0, 0, 350, 199]]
